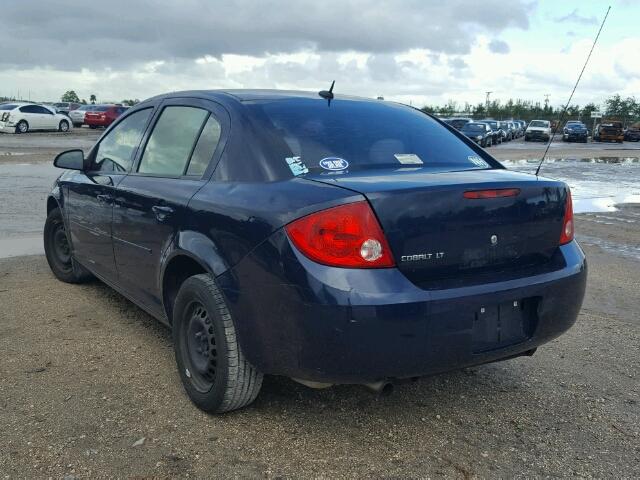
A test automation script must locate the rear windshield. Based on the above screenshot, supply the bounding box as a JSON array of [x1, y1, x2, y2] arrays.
[[529, 120, 549, 127], [93, 106, 111, 112], [246, 99, 493, 173], [0, 104, 18, 110]]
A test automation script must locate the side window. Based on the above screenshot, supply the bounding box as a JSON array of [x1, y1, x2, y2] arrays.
[[187, 115, 221, 176], [37, 106, 53, 115], [20, 105, 38, 114], [138, 106, 208, 176], [91, 109, 151, 173]]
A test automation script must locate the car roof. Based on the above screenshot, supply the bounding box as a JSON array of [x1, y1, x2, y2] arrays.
[[141, 89, 375, 105]]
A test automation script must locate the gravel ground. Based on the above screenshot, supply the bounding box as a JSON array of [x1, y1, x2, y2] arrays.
[[0, 216, 639, 478], [1, 127, 639, 478]]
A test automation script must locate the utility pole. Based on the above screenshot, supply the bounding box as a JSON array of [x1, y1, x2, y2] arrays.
[[485, 91, 492, 113]]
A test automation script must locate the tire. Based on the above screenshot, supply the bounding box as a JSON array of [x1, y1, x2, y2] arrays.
[[15, 120, 28, 134], [173, 274, 263, 413], [58, 120, 69, 132], [73, 123, 82, 128], [44, 207, 93, 283], [89, 125, 98, 129]]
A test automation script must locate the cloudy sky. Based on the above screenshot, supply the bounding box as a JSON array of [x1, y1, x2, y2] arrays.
[[1, 0, 637, 109]]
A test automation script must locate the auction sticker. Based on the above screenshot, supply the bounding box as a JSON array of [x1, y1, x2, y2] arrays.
[[285, 156, 309, 176], [468, 156, 489, 168], [319, 157, 349, 171]]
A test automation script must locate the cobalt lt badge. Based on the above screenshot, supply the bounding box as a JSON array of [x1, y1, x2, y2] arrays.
[[490, 234, 498, 245]]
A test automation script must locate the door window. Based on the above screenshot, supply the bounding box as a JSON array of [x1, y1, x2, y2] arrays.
[[36, 106, 54, 115], [19, 105, 39, 114], [90, 108, 151, 173], [138, 106, 210, 176]]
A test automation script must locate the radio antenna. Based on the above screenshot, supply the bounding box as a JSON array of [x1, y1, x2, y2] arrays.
[[535, 6, 611, 176]]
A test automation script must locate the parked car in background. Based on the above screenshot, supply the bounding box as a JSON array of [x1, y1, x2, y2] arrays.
[[69, 104, 99, 127], [525, 120, 551, 142], [624, 122, 640, 142], [447, 117, 473, 130], [460, 121, 493, 147], [0, 102, 72, 134], [43, 89, 585, 413], [53, 102, 81, 116], [477, 120, 503, 145], [593, 121, 624, 143], [562, 121, 588, 143], [84, 105, 129, 128], [499, 121, 514, 141]]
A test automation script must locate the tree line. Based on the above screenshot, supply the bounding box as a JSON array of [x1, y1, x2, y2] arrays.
[[420, 94, 640, 126]]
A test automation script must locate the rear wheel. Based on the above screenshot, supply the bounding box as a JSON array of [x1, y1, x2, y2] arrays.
[[16, 120, 28, 134], [44, 207, 93, 283], [173, 274, 263, 413], [58, 120, 69, 132]]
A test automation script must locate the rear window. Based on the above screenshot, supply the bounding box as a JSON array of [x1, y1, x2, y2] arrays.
[[246, 99, 492, 173], [0, 104, 18, 110], [93, 106, 111, 112], [463, 124, 486, 132]]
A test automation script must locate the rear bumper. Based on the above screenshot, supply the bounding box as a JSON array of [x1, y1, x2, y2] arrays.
[[563, 132, 588, 141], [220, 233, 587, 384], [85, 118, 111, 126]]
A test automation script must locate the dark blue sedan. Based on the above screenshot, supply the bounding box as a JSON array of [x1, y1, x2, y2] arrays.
[[44, 90, 587, 412]]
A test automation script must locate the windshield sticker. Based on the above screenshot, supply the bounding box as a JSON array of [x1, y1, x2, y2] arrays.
[[394, 153, 424, 165], [319, 157, 349, 171], [468, 156, 489, 168], [285, 156, 309, 176]]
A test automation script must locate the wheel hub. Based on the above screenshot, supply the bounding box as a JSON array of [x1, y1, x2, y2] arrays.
[[186, 303, 216, 385], [53, 225, 71, 264]]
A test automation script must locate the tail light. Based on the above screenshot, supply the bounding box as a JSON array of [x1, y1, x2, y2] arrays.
[[285, 201, 395, 268], [559, 189, 574, 245]]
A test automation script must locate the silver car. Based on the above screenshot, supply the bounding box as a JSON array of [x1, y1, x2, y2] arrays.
[[68, 104, 99, 127]]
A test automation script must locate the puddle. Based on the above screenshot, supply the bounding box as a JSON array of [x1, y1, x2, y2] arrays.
[[577, 234, 640, 261], [501, 157, 640, 213]]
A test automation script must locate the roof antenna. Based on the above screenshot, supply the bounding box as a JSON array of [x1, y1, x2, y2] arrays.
[[535, 6, 610, 176], [318, 80, 335, 105]]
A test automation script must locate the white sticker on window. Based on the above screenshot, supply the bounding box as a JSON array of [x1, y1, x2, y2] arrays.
[[394, 153, 424, 165], [468, 156, 489, 168], [285, 156, 309, 176]]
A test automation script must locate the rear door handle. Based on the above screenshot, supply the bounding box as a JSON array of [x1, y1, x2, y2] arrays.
[[152, 205, 174, 221], [96, 194, 113, 204]]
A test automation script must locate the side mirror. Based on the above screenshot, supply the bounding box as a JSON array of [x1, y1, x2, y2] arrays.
[[54, 149, 84, 171]]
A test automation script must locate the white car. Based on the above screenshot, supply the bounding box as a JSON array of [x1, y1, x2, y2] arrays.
[[0, 102, 73, 134], [524, 119, 552, 142], [68, 104, 99, 127]]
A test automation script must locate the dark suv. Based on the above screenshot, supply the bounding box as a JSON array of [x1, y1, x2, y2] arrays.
[[44, 90, 586, 413]]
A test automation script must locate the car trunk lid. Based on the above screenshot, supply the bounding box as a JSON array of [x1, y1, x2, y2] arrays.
[[309, 168, 568, 288]]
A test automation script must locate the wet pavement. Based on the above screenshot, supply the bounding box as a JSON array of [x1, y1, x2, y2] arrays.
[[1, 131, 640, 259]]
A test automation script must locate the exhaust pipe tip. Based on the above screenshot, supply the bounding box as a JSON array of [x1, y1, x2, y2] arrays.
[[364, 381, 394, 396]]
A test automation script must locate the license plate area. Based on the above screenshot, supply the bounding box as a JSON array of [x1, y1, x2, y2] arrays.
[[472, 298, 538, 353]]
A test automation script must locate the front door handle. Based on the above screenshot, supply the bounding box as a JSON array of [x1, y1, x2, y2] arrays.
[[152, 205, 174, 222], [96, 193, 113, 204]]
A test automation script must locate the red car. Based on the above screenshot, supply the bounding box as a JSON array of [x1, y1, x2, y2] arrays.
[[84, 105, 129, 128]]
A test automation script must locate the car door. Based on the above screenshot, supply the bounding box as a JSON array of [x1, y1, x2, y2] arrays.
[[38, 105, 58, 129], [64, 108, 153, 281], [112, 98, 227, 312]]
